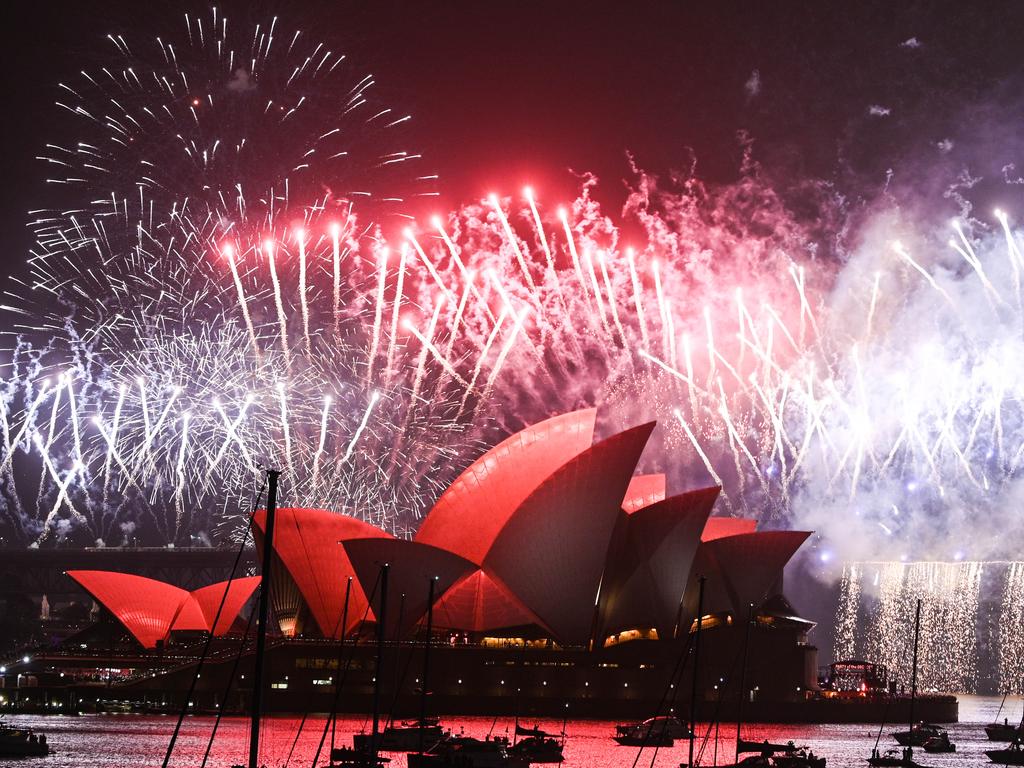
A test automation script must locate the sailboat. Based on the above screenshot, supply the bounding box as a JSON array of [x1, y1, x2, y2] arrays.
[[362, 576, 447, 754], [867, 599, 930, 768], [509, 722, 565, 764], [986, 694, 1024, 741], [715, 603, 825, 768], [334, 560, 392, 768]]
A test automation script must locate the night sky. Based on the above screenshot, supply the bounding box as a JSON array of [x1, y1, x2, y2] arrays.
[[3, 0, 1023, 273]]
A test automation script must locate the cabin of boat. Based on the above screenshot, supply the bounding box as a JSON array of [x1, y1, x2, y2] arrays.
[[892, 723, 945, 747]]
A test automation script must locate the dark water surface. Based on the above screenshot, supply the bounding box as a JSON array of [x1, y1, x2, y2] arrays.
[[5, 695, 1020, 767]]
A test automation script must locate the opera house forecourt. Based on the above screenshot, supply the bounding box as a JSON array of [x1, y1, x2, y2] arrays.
[[9, 410, 955, 721]]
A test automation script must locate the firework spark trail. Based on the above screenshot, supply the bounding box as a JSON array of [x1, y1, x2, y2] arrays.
[[223, 245, 260, 360], [206, 396, 253, 478], [296, 229, 312, 353], [100, 384, 126, 509], [341, 391, 380, 465], [266, 240, 292, 372], [331, 222, 344, 339], [276, 382, 294, 480], [174, 412, 190, 537], [385, 244, 408, 380], [311, 394, 331, 491], [367, 245, 389, 385]]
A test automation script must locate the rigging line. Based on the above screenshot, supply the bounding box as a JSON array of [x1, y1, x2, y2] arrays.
[[200, 605, 257, 768], [311, 570, 382, 768], [285, 577, 352, 768], [692, 625, 747, 768], [162, 474, 265, 768], [629, 629, 696, 768], [652, 629, 711, 768]]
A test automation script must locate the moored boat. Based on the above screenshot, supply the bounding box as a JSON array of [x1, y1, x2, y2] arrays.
[[921, 733, 955, 754], [715, 740, 824, 768], [986, 740, 1024, 766], [769, 744, 826, 768], [614, 715, 689, 746], [987, 719, 1023, 742], [892, 723, 945, 747], [0, 720, 50, 758], [865, 600, 930, 768], [510, 734, 564, 763]]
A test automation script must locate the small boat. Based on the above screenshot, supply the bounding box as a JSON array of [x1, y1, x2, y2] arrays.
[[719, 740, 824, 768], [408, 735, 529, 768], [770, 745, 826, 768], [921, 733, 955, 754], [614, 715, 690, 746], [867, 747, 927, 767], [866, 602, 929, 768], [893, 724, 945, 747], [353, 718, 446, 752], [510, 734, 564, 763], [0, 720, 51, 757], [986, 740, 1024, 766], [987, 719, 1023, 741]]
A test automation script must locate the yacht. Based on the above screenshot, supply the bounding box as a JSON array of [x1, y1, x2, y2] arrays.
[[892, 723, 945, 747], [510, 734, 564, 763], [921, 732, 955, 753], [614, 715, 690, 746]]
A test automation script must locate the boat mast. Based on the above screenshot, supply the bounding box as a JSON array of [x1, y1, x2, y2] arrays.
[[329, 576, 353, 757], [688, 576, 706, 768], [907, 598, 921, 751], [418, 575, 437, 755], [735, 601, 754, 764], [248, 468, 280, 768], [370, 563, 390, 759]]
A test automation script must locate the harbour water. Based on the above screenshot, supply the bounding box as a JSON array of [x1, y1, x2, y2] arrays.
[[3, 695, 1019, 767]]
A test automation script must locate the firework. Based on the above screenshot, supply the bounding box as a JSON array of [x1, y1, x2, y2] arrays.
[[7, 10, 1024, 576]]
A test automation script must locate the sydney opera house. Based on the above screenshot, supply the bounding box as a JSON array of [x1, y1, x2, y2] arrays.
[[5, 410, 827, 719]]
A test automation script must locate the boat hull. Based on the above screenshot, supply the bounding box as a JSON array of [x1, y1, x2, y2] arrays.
[[986, 724, 1022, 741], [986, 749, 1024, 766]]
